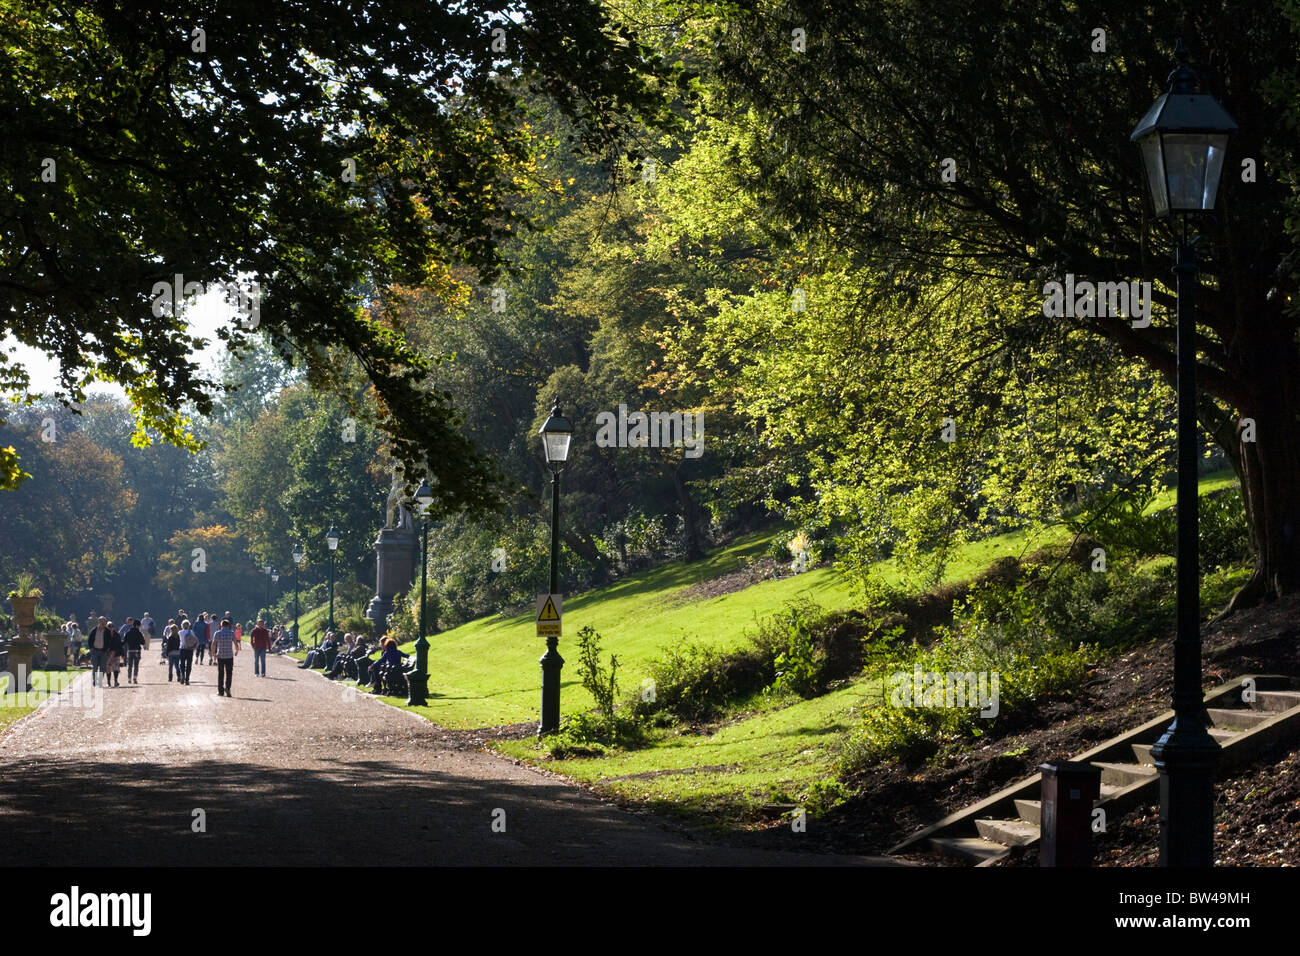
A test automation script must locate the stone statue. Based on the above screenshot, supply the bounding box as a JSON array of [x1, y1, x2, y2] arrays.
[[385, 477, 415, 531]]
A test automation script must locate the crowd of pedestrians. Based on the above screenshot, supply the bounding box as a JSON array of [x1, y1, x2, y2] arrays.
[[60, 610, 296, 698]]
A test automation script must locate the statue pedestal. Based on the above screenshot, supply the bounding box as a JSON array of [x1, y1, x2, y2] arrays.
[[366, 526, 419, 638], [4, 640, 37, 694], [44, 632, 67, 670]]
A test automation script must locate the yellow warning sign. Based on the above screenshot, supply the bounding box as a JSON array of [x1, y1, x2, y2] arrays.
[[536, 593, 562, 637]]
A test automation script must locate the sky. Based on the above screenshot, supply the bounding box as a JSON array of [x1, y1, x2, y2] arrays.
[[5, 287, 240, 401]]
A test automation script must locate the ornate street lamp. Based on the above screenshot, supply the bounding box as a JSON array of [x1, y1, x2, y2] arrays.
[[326, 525, 340, 633], [537, 400, 573, 736], [406, 479, 436, 706], [1131, 38, 1236, 867], [264, 564, 273, 616], [291, 543, 304, 646]]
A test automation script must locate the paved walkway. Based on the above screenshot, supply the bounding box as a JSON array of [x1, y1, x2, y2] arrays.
[[0, 653, 899, 865]]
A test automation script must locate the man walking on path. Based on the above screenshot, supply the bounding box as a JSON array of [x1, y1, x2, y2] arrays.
[[85, 617, 112, 687], [193, 613, 210, 664], [122, 618, 146, 684], [212, 618, 238, 697], [250, 619, 272, 677], [178, 620, 197, 685]]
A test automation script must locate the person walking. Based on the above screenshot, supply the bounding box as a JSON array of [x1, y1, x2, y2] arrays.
[[163, 621, 181, 682], [193, 613, 210, 665], [212, 618, 238, 697], [178, 619, 197, 684], [104, 621, 123, 687], [85, 616, 112, 687], [249, 619, 271, 678], [64, 616, 82, 667], [122, 617, 146, 684]]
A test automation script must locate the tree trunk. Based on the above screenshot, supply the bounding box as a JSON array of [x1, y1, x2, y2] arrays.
[[673, 465, 706, 561], [1215, 306, 1300, 612]]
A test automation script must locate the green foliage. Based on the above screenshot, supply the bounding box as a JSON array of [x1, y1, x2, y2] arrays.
[[547, 625, 648, 756], [759, 599, 831, 699], [633, 639, 771, 724], [8, 571, 43, 600], [2, 0, 682, 507]]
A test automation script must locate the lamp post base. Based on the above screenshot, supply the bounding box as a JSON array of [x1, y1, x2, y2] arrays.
[[1151, 713, 1221, 866], [538, 637, 564, 737], [407, 635, 430, 707]]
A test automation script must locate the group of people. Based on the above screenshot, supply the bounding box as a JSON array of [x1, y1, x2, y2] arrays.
[[299, 630, 406, 691], [62, 610, 294, 697]]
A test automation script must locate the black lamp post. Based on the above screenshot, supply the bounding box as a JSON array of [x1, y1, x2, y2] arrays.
[[292, 543, 303, 645], [263, 564, 272, 618], [326, 525, 340, 632], [407, 479, 435, 706], [270, 569, 279, 622], [537, 400, 573, 736], [1130, 38, 1237, 867]]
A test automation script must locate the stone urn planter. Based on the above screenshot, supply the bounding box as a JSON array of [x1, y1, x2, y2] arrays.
[[8, 595, 39, 631]]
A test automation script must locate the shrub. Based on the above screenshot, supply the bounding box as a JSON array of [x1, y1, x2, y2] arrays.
[[1198, 488, 1251, 569], [545, 625, 646, 756], [633, 639, 772, 723], [758, 599, 832, 698]]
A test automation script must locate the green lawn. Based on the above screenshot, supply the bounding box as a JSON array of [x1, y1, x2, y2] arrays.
[[496, 676, 881, 820], [0, 670, 84, 735], [301, 470, 1241, 731]]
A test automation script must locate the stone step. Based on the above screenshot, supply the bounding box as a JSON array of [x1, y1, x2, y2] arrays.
[[1014, 798, 1041, 826], [1093, 761, 1158, 787], [974, 817, 1039, 846], [1206, 707, 1272, 730], [927, 835, 1008, 865], [1253, 690, 1300, 713], [1099, 781, 1124, 798]]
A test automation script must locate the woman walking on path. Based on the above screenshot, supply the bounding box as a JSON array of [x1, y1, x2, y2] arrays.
[[178, 620, 197, 684], [122, 618, 146, 684], [104, 622, 123, 687], [163, 621, 182, 682]]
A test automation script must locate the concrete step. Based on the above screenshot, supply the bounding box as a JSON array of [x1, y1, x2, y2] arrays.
[[975, 817, 1039, 846], [1093, 761, 1158, 787], [1099, 781, 1124, 798], [1134, 728, 1237, 765], [1014, 798, 1041, 826], [928, 835, 1009, 865], [1253, 690, 1300, 713], [1206, 707, 1272, 730]]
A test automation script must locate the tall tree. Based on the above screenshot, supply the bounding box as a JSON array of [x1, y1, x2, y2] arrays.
[[1, 0, 683, 510], [709, 0, 1300, 605]]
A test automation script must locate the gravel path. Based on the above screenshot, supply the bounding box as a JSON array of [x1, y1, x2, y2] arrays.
[[0, 653, 899, 866]]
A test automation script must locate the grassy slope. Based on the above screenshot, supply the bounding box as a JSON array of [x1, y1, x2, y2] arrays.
[[390, 522, 1062, 729], [311, 470, 1241, 818]]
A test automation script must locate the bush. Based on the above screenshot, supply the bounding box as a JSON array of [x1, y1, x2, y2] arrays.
[[545, 625, 646, 756], [633, 639, 772, 723], [837, 564, 1110, 772], [1199, 488, 1251, 569], [757, 599, 832, 698]]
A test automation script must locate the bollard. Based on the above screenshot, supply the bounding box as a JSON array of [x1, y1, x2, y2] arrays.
[[1039, 761, 1102, 867]]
